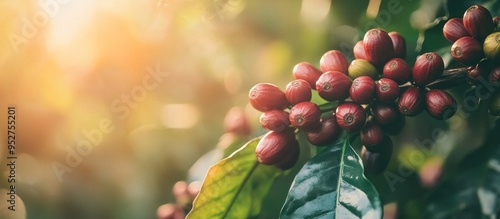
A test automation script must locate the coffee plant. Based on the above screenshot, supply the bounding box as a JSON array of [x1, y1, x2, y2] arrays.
[[158, 2, 500, 219]]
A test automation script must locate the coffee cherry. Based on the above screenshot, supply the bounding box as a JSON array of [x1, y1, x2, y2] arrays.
[[489, 90, 500, 116], [305, 117, 342, 146], [412, 52, 444, 86], [249, 83, 289, 112], [320, 50, 349, 74], [398, 87, 424, 116], [361, 138, 393, 176], [260, 110, 290, 132], [275, 138, 300, 170], [224, 107, 252, 136], [350, 76, 375, 104], [363, 28, 395, 66], [292, 62, 323, 89], [376, 78, 400, 103], [383, 58, 411, 84], [316, 71, 352, 101], [425, 89, 457, 120], [289, 102, 321, 130], [451, 36, 484, 66], [490, 65, 500, 83], [371, 103, 405, 135], [285, 79, 312, 105], [360, 120, 384, 152], [494, 16, 500, 25], [483, 32, 500, 62], [157, 204, 185, 219], [348, 59, 378, 80], [388, 32, 407, 59], [463, 5, 494, 39], [443, 18, 470, 42], [255, 130, 296, 165], [335, 102, 366, 132], [467, 60, 492, 83], [353, 41, 368, 60]]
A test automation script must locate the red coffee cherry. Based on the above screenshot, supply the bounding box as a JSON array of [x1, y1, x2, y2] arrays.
[[260, 110, 290, 132], [490, 65, 500, 83], [443, 18, 470, 42], [275, 138, 300, 170], [361, 138, 393, 176], [249, 83, 289, 112], [363, 28, 395, 66], [285, 79, 312, 105], [316, 71, 352, 101], [388, 31, 407, 59], [348, 59, 378, 79], [320, 50, 349, 74], [292, 62, 323, 89], [425, 89, 457, 120], [371, 103, 406, 135], [255, 130, 296, 165], [383, 58, 411, 84], [375, 78, 400, 103], [350, 76, 375, 104], [224, 107, 252, 136], [305, 117, 342, 146], [289, 102, 321, 130], [494, 16, 500, 25], [360, 120, 384, 152], [483, 32, 500, 62], [463, 5, 494, 39], [353, 41, 368, 60], [412, 52, 444, 86], [398, 87, 425, 116], [451, 36, 484, 66], [335, 102, 366, 132], [157, 204, 185, 219]]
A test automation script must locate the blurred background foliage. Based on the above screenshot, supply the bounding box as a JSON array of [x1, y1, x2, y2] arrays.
[[0, 0, 498, 218]]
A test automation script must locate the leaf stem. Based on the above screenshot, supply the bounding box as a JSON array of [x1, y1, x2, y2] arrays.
[[221, 161, 259, 219]]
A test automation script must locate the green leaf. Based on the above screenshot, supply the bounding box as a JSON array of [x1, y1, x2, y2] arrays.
[[186, 137, 281, 219], [280, 135, 383, 219]]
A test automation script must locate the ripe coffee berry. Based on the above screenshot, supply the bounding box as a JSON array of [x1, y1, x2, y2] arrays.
[[451, 36, 484, 66], [348, 59, 378, 80], [412, 52, 444, 86], [335, 102, 366, 132], [350, 76, 375, 104], [353, 41, 368, 60], [398, 87, 424, 116], [360, 120, 384, 152], [443, 18, 470, 42], [361, 139, 393, 176], [371, 103, 406, 135], [388, 32, 407, 59], [483, 32, 500, 62], [316, 71, 352, 101], [305, 117, 342, 146], [275, 139, 300, 170], [375, 78, 400, 103], [363, 28, 395, 66], [260, 110, 290, 132], [425, 89, 457, 120], [383, 58, 411, 84], [249, 83, 289, 112], [320, 50, 349, 74], [289, 102, 321, 130], [463, 5, 494, 39], [255, 130, 296, 165], [285, 79, 312, 105], [292, 62, 323, 89]]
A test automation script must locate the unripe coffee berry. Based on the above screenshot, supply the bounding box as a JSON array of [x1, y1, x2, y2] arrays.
[[360, 120, 384, 152], [375, 78, 400, 103], [383, 58, 411, 84], [361, 140, 393, 176], [249, 83, 289, 112], [335, 102, 366, 132], [292, 62, 323, 89], [363, 28, 395, 66], [443, 18, 470, 42], [350, 76, 375, 104], [285, 79, 312, 105], [255, 130, 296, 165], [260, 110, 290, 132], [388, 32, 407, 59], [425, 89, 457, 120], [483, 32, 500, 62], [320, 50, 349, 74], [348, 59, 378, 80], [412, 52, 444, 86], [275, 138, 300, 170], [451, 36, 484, 66], [289, 102, 321, 130], [353, 41, 368, 60], [398, 87, 424, 116], [305, 117, 342, 146], [316, 71, 352, 101], [463, 5, 494, 39]]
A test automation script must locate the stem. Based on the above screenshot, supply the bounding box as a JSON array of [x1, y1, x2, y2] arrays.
[[400, 67, 471, 90]]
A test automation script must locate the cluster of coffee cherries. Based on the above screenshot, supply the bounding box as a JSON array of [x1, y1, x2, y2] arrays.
[[250, 25, 465, 175]]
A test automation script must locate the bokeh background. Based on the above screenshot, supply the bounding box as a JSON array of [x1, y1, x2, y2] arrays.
[[0, 0, 498, 218]]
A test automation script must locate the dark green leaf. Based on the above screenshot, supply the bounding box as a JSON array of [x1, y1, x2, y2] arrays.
[[186, 138, 281, 219], [280, 135, 382, 219]]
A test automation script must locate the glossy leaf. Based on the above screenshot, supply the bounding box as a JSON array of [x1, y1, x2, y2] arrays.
[[280, 135, 382, 219], [186, 137, 281, 219]]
